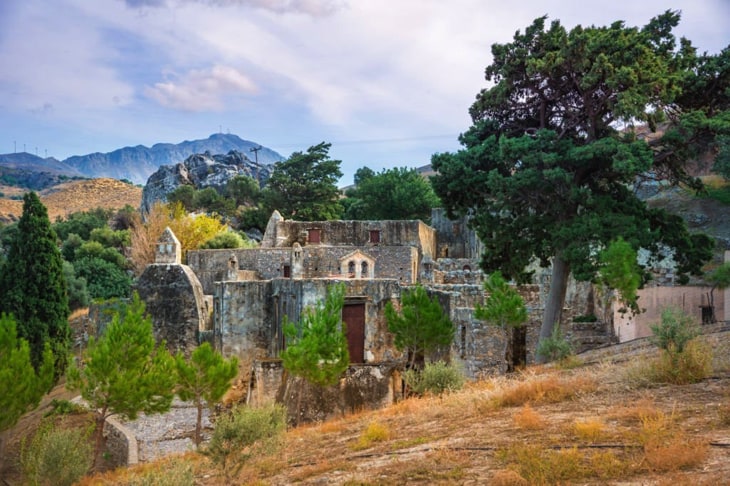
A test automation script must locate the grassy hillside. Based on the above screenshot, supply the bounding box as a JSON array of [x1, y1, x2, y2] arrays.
[[5, 331, 728, 485], [0, 178, 141, 223]]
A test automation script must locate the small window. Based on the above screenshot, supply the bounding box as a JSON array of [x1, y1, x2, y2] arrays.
[[361, 261, 368, 277], [348, 261, 356, 278], [369, 230, 380, 243], [463, 265, 471, 272], [283, 265, 291, 278], [308, 228, 321, 244]]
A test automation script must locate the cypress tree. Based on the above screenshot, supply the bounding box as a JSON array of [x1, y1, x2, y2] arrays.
[[0, 192, 70, 378]]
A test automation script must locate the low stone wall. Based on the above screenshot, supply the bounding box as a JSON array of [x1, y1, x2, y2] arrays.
[[104, 417, 138, 468]]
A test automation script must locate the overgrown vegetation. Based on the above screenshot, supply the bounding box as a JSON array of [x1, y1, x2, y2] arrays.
[[20, 419, 94, 486], [403, 360, 465, 396], [204, 404, 287, 481], [281, 283, 349, 387], [385, 284, 454, 370], [66, 293, 176, 467]]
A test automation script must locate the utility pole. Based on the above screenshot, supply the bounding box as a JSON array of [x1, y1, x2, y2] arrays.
[[250, 145, 262, 183]]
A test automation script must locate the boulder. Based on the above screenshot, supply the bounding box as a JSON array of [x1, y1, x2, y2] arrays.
[[141, 150, 273, 213]]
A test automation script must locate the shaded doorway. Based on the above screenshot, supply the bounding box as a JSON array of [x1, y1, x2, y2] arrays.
[[342, 303, 365, 363]]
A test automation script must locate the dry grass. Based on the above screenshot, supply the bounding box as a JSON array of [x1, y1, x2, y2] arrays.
[[485, 371, 596, 409], [512, 404, 545, 430], [572, 418, 606, 442], [20, 335, 730, 485]]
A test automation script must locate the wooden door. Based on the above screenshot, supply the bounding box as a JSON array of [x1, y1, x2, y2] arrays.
[[342, 303, 365, 363]]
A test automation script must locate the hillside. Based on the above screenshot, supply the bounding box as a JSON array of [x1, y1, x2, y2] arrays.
[[3, 332, 729, 485], [0, 178, 142, 223]]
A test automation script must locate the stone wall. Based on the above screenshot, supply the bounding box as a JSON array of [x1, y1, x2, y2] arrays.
[[430, 208, 483, 259], [613, 285, 725, 342], [268, 219, 436, 257], [189, 246, 420, 294], [135, 263, 210, 356], [275, 362, 402, 424]]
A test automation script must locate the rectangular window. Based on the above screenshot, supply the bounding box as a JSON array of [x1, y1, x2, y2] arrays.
[[369, 230, 380, 243], [308, 229, 321, 244]]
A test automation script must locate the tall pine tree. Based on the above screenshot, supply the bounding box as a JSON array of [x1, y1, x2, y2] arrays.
[[0, 192, 70, 378]]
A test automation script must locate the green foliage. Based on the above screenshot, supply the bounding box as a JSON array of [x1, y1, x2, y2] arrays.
[[476, 272, 527, 329], [175, 342, 238, 446], [598, 238, 642, 314], [89, 226, 130, 250], [45, 398, 85, 417], [166, 185, 196, 211], [225, 174, 260, 207], [385, 285, 454, 369], [0, 192, 70, 378], [281, 284, 349, 387], [536, 325, 573, 363], [200, 231, 247, 249], [343, 167, 441, 222], [61, 233, 84, 261], [204, 404, 287, 480], [235, 205, 270, 232], [0, 314, 54, 431], [430, 12, 717, 352], [476, 272, 528, 371], [262, 142, 343, 221], [403, 360, 465, 396], [650, 307, 700, 354], [66, 293, 175, 464], [193, 187, 235, 214], [73, 256, 132, 300], [62, 261, 90, 310], [20, 420, 93, 486], [53, 207, 113, 241], [75, 240, 128, 268]]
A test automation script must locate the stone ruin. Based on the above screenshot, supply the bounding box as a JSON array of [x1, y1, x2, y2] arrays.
[[134, 210, 728, 421]]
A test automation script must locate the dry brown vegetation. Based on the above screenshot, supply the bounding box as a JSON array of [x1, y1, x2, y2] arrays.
[[0, 178, 141, 223], [0, 337, 720, 486]]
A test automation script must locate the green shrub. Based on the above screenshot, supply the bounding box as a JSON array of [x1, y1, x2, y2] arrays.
[[650, 307, 700, 354], [205, 404, 287, 480], [200, 231, 246, 249], [21, 420, 93, 486], [404, 360, 465, 396], [650, 340, 712, 384], [536, 325, 573, 363], [45, 398, 85, 417]]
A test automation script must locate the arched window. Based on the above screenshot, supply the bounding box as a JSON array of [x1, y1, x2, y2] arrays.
[[361, 261, 368, 277], [348, 260, 355, 278]]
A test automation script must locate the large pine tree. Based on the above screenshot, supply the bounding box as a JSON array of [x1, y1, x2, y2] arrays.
[[0, 192, 70, 378], [431, 12, 717, 361]]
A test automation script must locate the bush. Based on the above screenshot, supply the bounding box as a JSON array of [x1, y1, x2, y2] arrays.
[[536, 325, 573, 363], [205, 404, 287, 480], [21, 420, 93, 486], [403, 360, 465, 396], [650, 340, 712, 384], [650, 307, 700, 354], [200, 231, 246, 249]]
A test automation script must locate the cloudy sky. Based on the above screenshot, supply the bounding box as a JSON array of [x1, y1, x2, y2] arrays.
[[1, 0, 728, 184]]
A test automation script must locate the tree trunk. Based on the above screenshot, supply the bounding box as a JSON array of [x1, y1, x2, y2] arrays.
[[536, 257, 571, 364], [92, 410, 108, 471], [195, 402, 203, 448]]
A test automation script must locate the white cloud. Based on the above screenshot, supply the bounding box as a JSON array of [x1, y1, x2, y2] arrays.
[[121, 0, 346, 16], [145, 65, 258, 111]]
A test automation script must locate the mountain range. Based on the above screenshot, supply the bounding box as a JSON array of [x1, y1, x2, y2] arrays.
[[0, 133, 284, 186]]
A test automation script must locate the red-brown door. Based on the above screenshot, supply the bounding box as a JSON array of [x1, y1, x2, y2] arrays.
[[342, 303, 365, 363]]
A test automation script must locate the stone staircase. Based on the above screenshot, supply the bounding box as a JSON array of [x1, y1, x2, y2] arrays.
[[567, 319, 618, 354]]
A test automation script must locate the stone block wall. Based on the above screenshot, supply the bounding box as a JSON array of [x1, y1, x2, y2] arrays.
[[135, 263, 210, 356], [430, 208, 483, 259], [270, 219, 436, 258], [189, 245, 420, 294]]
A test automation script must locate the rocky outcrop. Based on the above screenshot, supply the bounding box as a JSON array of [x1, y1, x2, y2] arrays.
[[141, 150, 273, 213]]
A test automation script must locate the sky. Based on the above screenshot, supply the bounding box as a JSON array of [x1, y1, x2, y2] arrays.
[[1, 0, 728, 185]]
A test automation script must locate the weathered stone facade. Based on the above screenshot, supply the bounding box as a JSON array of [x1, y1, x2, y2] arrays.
[[135, 227, 211, 356]]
